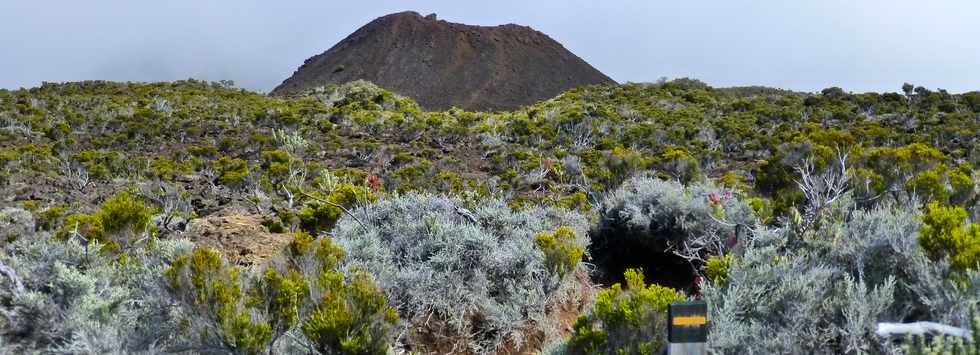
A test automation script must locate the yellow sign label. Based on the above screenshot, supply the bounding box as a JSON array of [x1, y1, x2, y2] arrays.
[[672, 316, 707, 326]]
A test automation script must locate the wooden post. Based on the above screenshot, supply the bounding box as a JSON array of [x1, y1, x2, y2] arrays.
[[668, 300, 707, 355]]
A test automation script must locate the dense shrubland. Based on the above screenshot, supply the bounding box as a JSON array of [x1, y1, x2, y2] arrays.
[[331, 193, 589, 353], [1, 78, 978, 353]]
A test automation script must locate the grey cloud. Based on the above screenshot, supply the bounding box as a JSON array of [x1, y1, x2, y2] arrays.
[[1, 0, 977, 93]]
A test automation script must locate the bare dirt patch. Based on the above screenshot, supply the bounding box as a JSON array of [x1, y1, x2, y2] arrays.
[[184, 213, 292, 266]]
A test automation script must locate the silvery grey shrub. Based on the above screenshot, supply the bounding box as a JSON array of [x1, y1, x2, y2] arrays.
[[703, 199, 980, 354], [0, 231, 192, 354], [0, 207, 34, 241], [599, 174, 757, 242], [594, 174, 757, 284], [331, 193, 590, 354]]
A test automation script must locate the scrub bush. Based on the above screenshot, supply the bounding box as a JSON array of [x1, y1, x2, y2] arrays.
[[165, 233, 398, 354], [569, 269, 686, 355], [704, 200, 980, 354], [297, 182, 375, 234], [704, 254, 732, 285], [332, 193, 589, 353], [285, 232, 398, 355], [213, 155, 250, 187], [594, 174, 756, 286], [920, 202, 980, 272], [165, 247, 274, 354], [536, 226, 586, 279], [0, 231, 192, 354], [55, 191, 153, 252]]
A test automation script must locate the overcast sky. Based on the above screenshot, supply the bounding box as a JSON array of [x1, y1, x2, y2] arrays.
[[2, 1, 978, 93]]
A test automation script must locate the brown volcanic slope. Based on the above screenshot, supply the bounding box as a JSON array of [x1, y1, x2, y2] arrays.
[[272, 11, 615, 111]]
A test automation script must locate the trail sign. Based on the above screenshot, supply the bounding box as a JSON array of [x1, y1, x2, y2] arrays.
[[667, 300, 707, 355]]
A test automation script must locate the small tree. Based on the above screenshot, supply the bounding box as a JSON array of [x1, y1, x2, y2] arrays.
[[569, 269, 686, 354]]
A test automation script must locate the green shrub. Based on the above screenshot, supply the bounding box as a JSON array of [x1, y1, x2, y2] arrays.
[[536, 226, 586, 279], [213, 155, 250, 186], [433, 170, 464, 193], [570, 269, 686, 355], [301, 269, 397, 355], [148, 157, 191, 181], [657, 146, 701, 184], [920, 202, 980, 272], [35, 203, 67, 231], [164, 233, 398, 354], [55, 191, 152, 252], [260, 149, 292, 181], [297, 183, 375, 234], [705, 254, 733, 285], [285, 232, 398, 354], [165, 246, 273, 354], [261, 215, 287, 233], [99, 191, 152, 236], [907, 165, 949, 203], [256, 268, 309, 338], [746, 197, 773, 224], [555, 191, 592, 212]]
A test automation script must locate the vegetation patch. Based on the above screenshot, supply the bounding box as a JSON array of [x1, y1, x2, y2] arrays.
[[331, 193, 590, 353]]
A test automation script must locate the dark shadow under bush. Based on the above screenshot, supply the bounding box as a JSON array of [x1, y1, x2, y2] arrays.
[[589, 227, 696, 292]]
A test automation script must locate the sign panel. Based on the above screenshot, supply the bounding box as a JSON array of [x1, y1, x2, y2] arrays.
[[668, 300, 708, 343]]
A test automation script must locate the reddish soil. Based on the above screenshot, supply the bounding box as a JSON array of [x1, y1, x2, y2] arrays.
[[272, 11, 615, 111]]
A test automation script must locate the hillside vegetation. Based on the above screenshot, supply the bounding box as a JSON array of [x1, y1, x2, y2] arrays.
[[0, 79, 978, 354]]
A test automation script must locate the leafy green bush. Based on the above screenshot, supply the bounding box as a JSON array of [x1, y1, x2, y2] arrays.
[[705, 254, 733, 285], [99, 191, 152, 236], [920, 202, 980, 272], [213, 155, 250, 186], [34, 203, 67, 231], [285, 232, 398, 355], [656, 146, 701, 184], [165, 233, 398, 354], [569, 269, 686, 355], [301, 269, 397, 355], [297, 182, 375, 234], [536, 226, 586, 279], [55, 191, 153, 252], [166, 246, 274, 354]]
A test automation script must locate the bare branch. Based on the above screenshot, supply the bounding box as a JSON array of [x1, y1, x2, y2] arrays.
[[0, 260, 25, 295], [876, 322, 972, 340], [59, 158, 92, 192], [794, 150, 851, 232]]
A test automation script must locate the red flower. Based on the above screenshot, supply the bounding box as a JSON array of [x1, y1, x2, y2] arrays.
[[708, 192, 720, 204], [368, 175, 381, 193]]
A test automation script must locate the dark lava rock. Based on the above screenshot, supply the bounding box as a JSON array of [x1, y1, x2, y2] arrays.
[[272, 11, 615, 111]]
